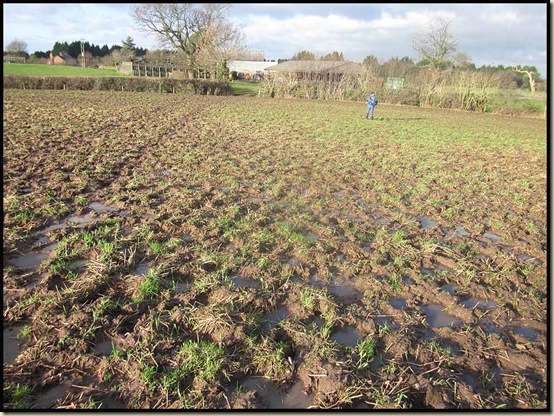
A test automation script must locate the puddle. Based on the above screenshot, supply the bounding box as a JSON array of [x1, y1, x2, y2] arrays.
[[403, 277, 414, 285], [93, 340, 113, 356], [181, 234, 194, 243], [483, 232, 501, 243], [460, 298, 498, 311], [510, 327, 539, 341], [362, 244, 372, 253], [305, 233, 319, 243], [455, 226, 470, 236], [88, 202, 119, 213], [370, 353, 386, 371], [309, 317, 326, 330], [517, 253, 540, 265], [459, 374, 478, 389], [330, 326, 361, 347], [421, 304, 463, 328], [241, 378, 314, 409], [375, 316, 398, 332], [174, 282, 189, 294], [134, 264, 150, 276], [68, 259, 88, 270], [98, 397, 125, 409], [32, 235, 51, 249], [440, 284, 458, 295], [498, 244, 514, 253], [261, 307, 291, 332], [9, 243, 58, 270], [308, 275, 326, 288], [38, 218, 92, 234], [285, 258, 300, 267], [67, 213, 98, 225], [389, 298, 406, 310], [221, 187, 230, 194], [422, 328, 437, 340], [160, 170, 170, 177], [231, 275, 260, 288], [35, 384, 70, 409], [327, 278, 362, 302], [478, 320, 503, 335], [420, 216, 438, 229], [3, 324, 25, 365]]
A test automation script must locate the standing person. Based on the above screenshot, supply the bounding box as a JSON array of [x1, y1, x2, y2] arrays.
[[365, 92, 378, 120]]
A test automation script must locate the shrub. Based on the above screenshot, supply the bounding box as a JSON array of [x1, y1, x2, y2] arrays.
[[3, 75, 231, 95]]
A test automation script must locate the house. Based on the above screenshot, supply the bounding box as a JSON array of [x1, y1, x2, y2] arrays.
[[264, 60, 364, 81], [50, 52, 77, 66]]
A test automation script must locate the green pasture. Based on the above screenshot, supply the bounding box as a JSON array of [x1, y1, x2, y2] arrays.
[[3, 63, 124, 77]]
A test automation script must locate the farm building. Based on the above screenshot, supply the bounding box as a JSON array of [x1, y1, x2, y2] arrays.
[[49, 52, 77, 66], [3, 55, 26, 63], [227, 60, 276, 80], [264, 60, 364, 81]]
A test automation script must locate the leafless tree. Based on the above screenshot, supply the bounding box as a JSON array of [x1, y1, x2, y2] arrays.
[[512, 66, 536, 94], [6, 39, 28, 54], [131, 3, 245, 79], [412, 17, 457, 68]]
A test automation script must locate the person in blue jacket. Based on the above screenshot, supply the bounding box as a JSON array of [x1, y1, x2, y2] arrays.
[[365, 92, 378, 120]]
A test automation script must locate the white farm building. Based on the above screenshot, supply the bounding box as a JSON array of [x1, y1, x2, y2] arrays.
[[227, 61, 276, 80]]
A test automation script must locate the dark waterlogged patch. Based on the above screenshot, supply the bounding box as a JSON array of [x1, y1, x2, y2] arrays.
[[34, 384, 70, 409], [93, 339, 114, 356], [375, 316, 398, 332], [261, 307, 291, 332], [510, 327, 540, 341], [483, 232, 501, 243], [516, 253, 540, 265], [241, 377, 314, 409], [3, 325, 25, 365], [421, 304, 463, 328], [460, 298, 498, 311], [9, 243, 58, 270], [134, 264, 150, 276], [330, 325, 361, 347], [420, 216, 438, 229], [231, 275, 260, 288], [174, 282, 189, 294], [88, 202, 119, 213], [327, 277, 362, 301], [389, 298, 407, 310], [440, 284, 458, 295], [478, 319, 503, 335]]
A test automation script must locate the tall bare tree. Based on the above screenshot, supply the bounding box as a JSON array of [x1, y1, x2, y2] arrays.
[[512, 65, 536, 95], [132, 3, 244, 79], [412, 17, 457, 68], [6, 39, 28, 54]]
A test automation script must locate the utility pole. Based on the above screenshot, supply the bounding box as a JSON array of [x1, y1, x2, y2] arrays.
[[80, 39, 86, 68]]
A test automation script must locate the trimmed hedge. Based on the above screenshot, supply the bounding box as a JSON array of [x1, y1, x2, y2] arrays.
[[3, 76, 231, 95]]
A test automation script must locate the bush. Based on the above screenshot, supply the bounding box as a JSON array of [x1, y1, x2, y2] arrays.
[[3, 75, 231, 95]]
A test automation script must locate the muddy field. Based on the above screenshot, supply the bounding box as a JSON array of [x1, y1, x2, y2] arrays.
[[3, 89, 547, 409]]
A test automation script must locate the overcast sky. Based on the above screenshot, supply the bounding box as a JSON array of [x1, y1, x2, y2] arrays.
[[3, 3, 548, 78]]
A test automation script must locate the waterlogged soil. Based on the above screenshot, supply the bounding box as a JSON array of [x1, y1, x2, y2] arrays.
[[3, 90, 547, 409]]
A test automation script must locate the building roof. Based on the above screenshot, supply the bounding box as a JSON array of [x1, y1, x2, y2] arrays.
[[57, 53, 75, 60], [227, 60, 275, 72], [264, 60, 363, 74]]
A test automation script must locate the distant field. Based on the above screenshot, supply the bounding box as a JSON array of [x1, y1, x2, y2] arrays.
[[3, 63, 124, 77]]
